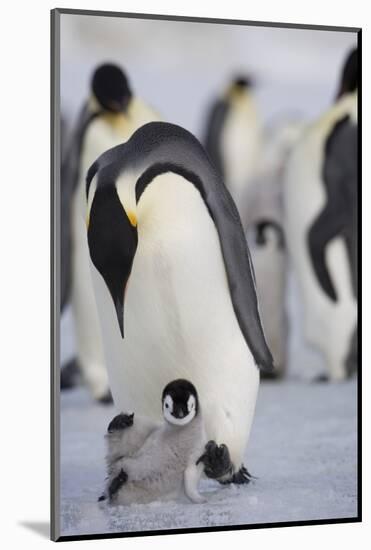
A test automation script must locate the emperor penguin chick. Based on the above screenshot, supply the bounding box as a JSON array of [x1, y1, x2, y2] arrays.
[[101, 380, 207, 505]]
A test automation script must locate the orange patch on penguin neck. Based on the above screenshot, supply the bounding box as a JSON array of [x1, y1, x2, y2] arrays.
[[127, 210, 137, 227]]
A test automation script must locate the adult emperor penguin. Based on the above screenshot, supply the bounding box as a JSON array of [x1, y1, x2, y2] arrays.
[[61, 63, 160, 401], [203, 76, 262, 221], [86, 122, 274, 482], [283, 48, 358, 380]]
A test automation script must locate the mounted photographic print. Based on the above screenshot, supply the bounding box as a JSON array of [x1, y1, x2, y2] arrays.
[[51, 8, 361, 542]]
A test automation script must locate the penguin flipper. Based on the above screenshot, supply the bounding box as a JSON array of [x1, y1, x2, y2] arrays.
[[324, 114, 358, 298], [107, 412, 134, 433], [308, 113, 357, 302], [203, 99, 229, 179], [307, 205, 344, 302], [207, 183, 275, 372], [60, 104, 100, 311], [108, 468, 128, 500]]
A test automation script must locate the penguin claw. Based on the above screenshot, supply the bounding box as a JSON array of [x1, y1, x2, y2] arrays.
[[220, 464, 255, 485], [60, 358, 81, 390], [197, 440, 233, 480], [107, 413, 134, 433], [108, 469, 128, 500]]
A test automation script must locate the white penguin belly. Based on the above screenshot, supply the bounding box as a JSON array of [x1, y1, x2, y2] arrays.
[[91, 173, 259, 466], [221, 98, 261, 207]]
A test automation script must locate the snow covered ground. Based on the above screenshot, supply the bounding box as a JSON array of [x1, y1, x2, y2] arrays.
[[60, 378, 358, 538]]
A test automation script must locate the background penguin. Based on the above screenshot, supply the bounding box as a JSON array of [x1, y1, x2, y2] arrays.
[[241, 119, 304, 376], [100, 379, 207, 505], [283, 48, 358, 381], [203, 76, 262, 222], [86, 121, 274, 484], [61, 63, 161, 401]]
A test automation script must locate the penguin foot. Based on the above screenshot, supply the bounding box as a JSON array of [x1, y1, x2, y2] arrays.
[[196, 440, 233, 480], [108, 413, 134, 433], [313, 374, 329, 383], [219, 465, 254, 485], [108, 469, 128, 500], [98, 390, 114, 405], [60, 358, 81, 390], [261, 369, 281, 381]]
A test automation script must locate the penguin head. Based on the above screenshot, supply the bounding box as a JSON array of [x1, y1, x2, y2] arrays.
[[91, 63, 132, 112], [227, 75, 254, 101], [337, 48, 358, 99], [255, 220, 285, 250], [161, 379, 199, 426], [232, 75, 253, 89]]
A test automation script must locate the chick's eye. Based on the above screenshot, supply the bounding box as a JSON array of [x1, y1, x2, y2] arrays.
[[165, 403, 169, 409]]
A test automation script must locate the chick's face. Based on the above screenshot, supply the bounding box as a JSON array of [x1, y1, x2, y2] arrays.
[[162, 393, 197, 426]]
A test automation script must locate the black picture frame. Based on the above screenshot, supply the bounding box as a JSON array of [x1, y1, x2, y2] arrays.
[[51, 8, 362, 542]]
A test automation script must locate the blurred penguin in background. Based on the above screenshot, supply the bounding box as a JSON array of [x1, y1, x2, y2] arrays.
[[241, 119, 304, 376], [283, 48, 358, 381], [61, 63, 161, 402], [203, 76, 262, 221]]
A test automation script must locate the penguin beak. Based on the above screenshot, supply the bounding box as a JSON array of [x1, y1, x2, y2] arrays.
[[107, 99, 124, 112], [174, 406, 185, 418], [107, 95, 131, 113]]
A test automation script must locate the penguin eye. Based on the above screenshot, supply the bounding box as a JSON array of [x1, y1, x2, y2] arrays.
[[165, 403, 169, 409]]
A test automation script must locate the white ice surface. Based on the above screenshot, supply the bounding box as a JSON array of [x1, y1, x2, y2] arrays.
[[60, 379, 358, 537]]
